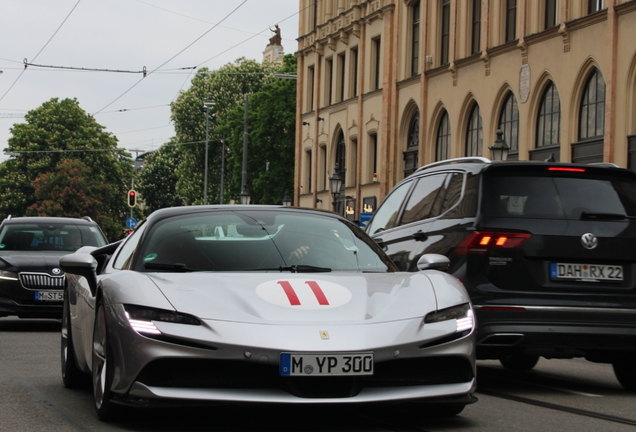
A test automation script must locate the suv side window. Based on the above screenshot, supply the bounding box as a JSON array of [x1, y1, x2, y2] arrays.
[[366, 180, 414, 235], [401, 174, 447, 225], [439, 172, 478, 219]]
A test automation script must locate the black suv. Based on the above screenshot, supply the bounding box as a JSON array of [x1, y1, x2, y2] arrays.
[[366, 157, 636, 390], [0, 216, 108, 319]]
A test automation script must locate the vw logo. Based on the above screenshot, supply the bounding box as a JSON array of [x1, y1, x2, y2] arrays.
[[581, 233, 598, 250], [52, 268, 61, 275]]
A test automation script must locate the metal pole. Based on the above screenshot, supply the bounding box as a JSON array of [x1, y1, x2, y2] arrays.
[[204, 108, 209, 205], [220, 134, 225, 204], [241, 94, 249, 195]]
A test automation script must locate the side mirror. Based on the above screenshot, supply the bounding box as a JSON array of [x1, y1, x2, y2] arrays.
[[60, 252, 99, 296], [416, 254, 450, 271]]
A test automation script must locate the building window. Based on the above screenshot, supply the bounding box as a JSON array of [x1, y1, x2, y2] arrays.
[[307, 65, 315, 112], [498, 93, 519, 153], [369, 133, 378, 182], [372, 37, 381, 90], [337, 52, 346, 103], [404, 110, 420, 178], [350, 47, 359, 97], [545, 0, 558, 29], [505, 0, 517, 42], [588, 0, 604, 13], [471, 0, 481, 55], [579, 68, 605, 140], [411, 1, 420, 76], [350, 139, 358, 187], [325, 57, 333, 106], [436, 110, 451, 161], [465, 104, 483, 157], [335, 131, 346, 181], [441, 0, 451, 64], [536, 82, 561, 148], [319, 146, 327, 191], [305, 150, 312, 193]]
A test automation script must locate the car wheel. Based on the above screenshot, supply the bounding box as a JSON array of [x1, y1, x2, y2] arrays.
[[499, 354, 540, 371], [613, 359, 636, 391], [61, 294, 88, 388], [92, 300, 121, 421]]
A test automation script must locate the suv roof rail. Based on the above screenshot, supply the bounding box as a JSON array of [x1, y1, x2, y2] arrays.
[[82, 216, 94, 222], [416, 156, 491, 172], [587, 162, 620, 168]]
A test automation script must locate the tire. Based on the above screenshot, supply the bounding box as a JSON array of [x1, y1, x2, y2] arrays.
[[613, 359, 636, 391], [92, 301, 121, 421], [499, 354, 540, 371], [61, 294, 88, 388]]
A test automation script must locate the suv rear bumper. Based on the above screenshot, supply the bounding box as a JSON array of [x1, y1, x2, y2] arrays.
[[474, 305, 636, 362]]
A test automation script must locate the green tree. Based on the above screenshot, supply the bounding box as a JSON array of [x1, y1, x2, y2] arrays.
[[0, 98, 136, 240], [223, 54, 297, 204], [170, 57, 282, 205], [138, 141, 184, 213]]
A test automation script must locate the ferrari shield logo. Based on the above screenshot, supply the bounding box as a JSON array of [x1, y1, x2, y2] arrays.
[[320, 331, 329, 340]]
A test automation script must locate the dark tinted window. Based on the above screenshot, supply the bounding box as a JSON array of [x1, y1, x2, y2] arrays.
[[367, 180, 413, 234], [401, 174, 447, 225], [482, 171, 636, 219], [441, 173, 479, 219], [0, 223, 107, 252]]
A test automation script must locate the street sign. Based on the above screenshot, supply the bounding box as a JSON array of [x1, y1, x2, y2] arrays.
[[359, 212, 373, 228], [126, 218, 137, 229]]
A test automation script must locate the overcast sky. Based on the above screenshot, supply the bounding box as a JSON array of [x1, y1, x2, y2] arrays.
[[0, 0, 299, 162]]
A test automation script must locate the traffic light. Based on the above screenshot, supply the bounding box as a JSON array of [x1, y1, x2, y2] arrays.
[[127, 190, 137, 207]]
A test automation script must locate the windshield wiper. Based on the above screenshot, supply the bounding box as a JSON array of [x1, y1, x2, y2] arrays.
[[144, 262, 205, 272], [242, 265, 332, 273], [580, 211, 636, 220]]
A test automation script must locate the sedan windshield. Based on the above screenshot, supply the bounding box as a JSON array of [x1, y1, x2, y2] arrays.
[[137, 210, 394, 273]]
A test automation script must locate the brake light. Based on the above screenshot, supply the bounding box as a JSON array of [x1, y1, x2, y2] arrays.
[[454, 231, 531, 254], [547, 167, 586, 172]]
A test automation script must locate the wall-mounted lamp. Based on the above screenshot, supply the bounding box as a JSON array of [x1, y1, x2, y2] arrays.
[[302, 121, 310, 126], [489, 129, 510, 162], [315, 198, 323, 204], [317, 117, 325, 122], [282, 191, 292, 207]]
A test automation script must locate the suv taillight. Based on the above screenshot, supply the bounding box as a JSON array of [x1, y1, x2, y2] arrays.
[[454, 231, 532, 255]]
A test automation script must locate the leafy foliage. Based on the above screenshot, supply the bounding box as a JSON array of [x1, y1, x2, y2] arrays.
[[169, 56, 295, 205], [137, 141, 184, 213], [0, 98, 136, 240]]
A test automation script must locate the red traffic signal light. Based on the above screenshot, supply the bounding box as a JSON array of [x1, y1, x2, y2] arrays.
[[127, 190, 137, 207]]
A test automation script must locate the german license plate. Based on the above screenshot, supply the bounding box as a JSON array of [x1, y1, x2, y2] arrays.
[[550, 263, 623, 282], [35, 291, 64, 301], [280, 352, 374, 376]]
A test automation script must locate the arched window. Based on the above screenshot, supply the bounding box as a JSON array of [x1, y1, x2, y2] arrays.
[[404, 110, 419, 178], [465, 104, 482, 156], [498, 93, 519, 153], [579, 68, 605, 140], [436, 110, 451, 161], [536, 82, 561, 148]]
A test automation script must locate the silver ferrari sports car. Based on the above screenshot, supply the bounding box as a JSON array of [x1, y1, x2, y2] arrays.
[[59, 205, 476, 421]]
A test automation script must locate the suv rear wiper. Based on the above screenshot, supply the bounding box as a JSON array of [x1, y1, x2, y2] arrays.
[[243, 265, 332, 273], [580, 211, 636, 220], [144, 262, 205, 272]]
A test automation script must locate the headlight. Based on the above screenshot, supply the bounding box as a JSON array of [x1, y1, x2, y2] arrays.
[[424, 303, 474, 333], [0, 270, 19, 281], [123, 304, 201, 335]]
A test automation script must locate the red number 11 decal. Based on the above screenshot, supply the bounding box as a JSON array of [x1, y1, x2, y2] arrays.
[[277, 281, 330, 306]]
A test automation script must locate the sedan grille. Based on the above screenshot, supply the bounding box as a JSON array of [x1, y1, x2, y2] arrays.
[[135, 356, 473, 399], [19, 273, 65, 290]]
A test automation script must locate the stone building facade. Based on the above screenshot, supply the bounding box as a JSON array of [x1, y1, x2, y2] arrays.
[[294, 0, 636, 218]]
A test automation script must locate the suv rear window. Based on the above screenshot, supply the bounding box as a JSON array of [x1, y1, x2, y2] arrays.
[[482, 171, 636, 220]]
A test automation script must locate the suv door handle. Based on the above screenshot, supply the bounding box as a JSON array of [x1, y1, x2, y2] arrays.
[[412, 230, 428, 241]]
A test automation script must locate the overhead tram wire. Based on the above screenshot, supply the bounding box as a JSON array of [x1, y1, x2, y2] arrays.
[[92, 0, 249, 116], [0, 0, 82, 104]]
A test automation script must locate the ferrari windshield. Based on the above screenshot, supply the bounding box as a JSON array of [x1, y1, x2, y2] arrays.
[[137, 209, 394, 273]]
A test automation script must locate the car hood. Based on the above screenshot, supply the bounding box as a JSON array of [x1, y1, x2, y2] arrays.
[[146, 272, 439, 324], [0, 252, 66, 272]]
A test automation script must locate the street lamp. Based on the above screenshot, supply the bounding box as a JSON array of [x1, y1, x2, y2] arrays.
[[489, 129, 510, 162], [282, 191, 292, 207], [329, 169, 344, 213], [202, 99, 216, 205], [240, 187, 251, 205]]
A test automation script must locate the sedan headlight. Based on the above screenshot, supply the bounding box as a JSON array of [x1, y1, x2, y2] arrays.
[[124, 304, 201, 336], [0, 270, 19, 281], [424, 303, 474, 333]]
